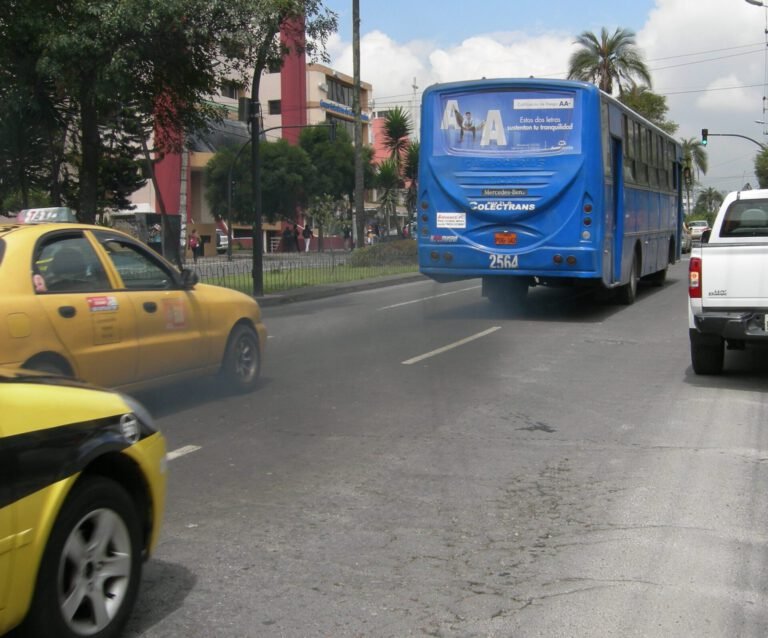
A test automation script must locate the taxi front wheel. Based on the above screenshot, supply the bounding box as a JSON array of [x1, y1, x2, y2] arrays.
[[221, 324, 261, 393], [20, 477, 143, 638]]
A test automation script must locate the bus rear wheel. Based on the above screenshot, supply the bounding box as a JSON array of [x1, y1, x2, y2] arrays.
[[617, 255, 638, 305]]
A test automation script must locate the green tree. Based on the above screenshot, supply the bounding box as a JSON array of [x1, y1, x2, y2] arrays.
[[681, 137, 708, 216], [619, 86, 678, 134], [376, 158, 400, 234], [0, 0, 71, 211], [205, 139, 316, 224], [403, 140, 420, 219], [1, 0, 246, 222], [299, 125, 355, 201], [694, 187, 724, 221], [381, 106, 412, 169], [567, 27, 652, 95], [378, 107, 413, 233], [307, 192, 339, 251], [755, 147, 768, 188], [261, 139, 316, 222]]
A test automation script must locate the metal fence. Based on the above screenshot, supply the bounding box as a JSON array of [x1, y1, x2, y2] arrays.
[[187, 248, 418, 295]]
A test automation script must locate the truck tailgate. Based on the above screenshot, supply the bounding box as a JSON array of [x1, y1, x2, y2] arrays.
[[700, 242, 768, 308]]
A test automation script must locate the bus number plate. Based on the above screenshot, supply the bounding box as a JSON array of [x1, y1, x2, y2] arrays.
[[489, 254, 519, 269], [495, 232, 517, 245]]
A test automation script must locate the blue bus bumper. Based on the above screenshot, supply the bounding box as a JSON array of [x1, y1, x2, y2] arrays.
[[418, 244, 601, 280]]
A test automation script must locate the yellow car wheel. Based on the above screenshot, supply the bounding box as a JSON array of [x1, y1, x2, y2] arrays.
[[21, 477, 142, 638], [221, 324, 261, 393], [22, 354, 73, 377]]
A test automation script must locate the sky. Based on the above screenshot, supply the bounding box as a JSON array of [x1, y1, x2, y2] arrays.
[[319, 0, 768, 195]]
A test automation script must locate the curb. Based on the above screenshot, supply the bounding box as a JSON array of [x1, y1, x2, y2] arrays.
[[257, 273, 428, 307]]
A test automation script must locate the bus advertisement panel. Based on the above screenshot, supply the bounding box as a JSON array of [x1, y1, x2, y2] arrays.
[[417, 78, 682, 308], [433, 90, 581, 157]]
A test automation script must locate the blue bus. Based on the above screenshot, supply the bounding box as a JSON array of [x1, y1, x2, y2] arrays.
[[417, 78, 683, 306]]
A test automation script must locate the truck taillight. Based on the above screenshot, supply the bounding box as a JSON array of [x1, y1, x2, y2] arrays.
[[689, 257, 702, 298]]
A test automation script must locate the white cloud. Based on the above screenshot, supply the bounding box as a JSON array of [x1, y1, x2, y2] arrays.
[[696, 74, 761, 112]]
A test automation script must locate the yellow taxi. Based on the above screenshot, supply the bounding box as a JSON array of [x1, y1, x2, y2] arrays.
[[0, 366, 166, 638], [0, 221, 266, 393]]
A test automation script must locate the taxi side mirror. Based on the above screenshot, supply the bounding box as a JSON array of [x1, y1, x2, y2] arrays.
[[180, 268, 198, 289]]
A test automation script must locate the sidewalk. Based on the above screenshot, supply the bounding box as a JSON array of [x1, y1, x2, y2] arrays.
[[256, 272, 427, 307]]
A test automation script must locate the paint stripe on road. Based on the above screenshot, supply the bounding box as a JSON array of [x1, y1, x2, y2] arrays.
[[167, 445, 202, 461], [378, 285, 481, 310], [402, 326, 502, 365]]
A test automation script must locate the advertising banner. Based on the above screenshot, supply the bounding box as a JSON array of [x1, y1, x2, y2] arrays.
[[434, 89, 581, 156]]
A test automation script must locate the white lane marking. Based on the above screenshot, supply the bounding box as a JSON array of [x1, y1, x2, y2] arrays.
[[379, 285, 481, 310], [402, 326, 502, 365], [167, 445, 202, 461]]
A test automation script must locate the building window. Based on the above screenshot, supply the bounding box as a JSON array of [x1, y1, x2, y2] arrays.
[[220, 81, 240, 100], [268, 100, 281, 115], [327, 78, 353, 107]]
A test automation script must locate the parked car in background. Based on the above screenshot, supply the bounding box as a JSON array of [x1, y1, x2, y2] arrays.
[[688, 220, 710, 240], [0, 367, 166, 638], [216, 228, 229, 254], [0, 221, 266, 393]]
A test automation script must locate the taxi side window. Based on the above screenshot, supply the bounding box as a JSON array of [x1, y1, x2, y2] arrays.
[[35, 236, 110, 294], [99, 238, 174, 290]]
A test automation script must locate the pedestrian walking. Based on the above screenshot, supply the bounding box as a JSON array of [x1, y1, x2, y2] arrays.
[[282, 226, 293, 252], [343, 225, 352, 251], [188, 228, 201, 263], [293, 224, 301, 252], [302, 224, 312, 252]]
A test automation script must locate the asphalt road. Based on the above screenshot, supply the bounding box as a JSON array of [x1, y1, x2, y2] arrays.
[[125, 259, 768, 637]]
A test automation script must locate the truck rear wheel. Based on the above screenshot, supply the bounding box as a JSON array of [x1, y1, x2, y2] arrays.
[[690, 332, 724, 375]]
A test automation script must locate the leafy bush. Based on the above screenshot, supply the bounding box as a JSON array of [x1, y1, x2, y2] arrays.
[[348, 239, 417, 267]]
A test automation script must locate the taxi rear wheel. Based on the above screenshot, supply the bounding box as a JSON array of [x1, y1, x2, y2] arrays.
[[23, 354, 72, 377], [21, 477, 142, 638], [221, 324, 261, 393]]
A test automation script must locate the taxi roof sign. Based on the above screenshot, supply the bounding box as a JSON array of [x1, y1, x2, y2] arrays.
[[18, 207, 77, 224]]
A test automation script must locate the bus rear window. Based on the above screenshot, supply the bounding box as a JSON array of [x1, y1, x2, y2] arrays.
[[433, 89, 581, 156]]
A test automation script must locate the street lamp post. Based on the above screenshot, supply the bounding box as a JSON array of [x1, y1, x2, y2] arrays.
[[250, 100, 264, 297]]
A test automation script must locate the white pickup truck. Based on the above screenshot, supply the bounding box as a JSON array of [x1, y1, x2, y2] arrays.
[[688, 188, 768, 374]]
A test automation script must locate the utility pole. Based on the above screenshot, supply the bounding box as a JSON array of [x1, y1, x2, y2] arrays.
[[352, 0, 364, 250]]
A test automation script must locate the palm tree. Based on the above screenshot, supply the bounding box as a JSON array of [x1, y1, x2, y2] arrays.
[[567, 27, 652, 95], [378, 107, 413, 233], [403, 141, 420, 220], [695, 187, 723, 221], [681, 137, 708, 216], [376, 158, 400, 234], [680, 137, 708, 214], [381, 106, 412, 168]]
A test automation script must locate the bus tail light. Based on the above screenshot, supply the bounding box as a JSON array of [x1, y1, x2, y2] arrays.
[[689, 257, 702, 298]]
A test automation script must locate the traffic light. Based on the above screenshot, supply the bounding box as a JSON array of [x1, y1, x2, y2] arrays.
[[701, 128, 708, 146]]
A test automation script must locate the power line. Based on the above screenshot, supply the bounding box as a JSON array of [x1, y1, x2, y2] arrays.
[[646, 40, 764, 62]]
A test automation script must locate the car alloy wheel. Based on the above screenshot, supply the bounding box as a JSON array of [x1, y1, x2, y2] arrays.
[[22, 477, 142, 638]]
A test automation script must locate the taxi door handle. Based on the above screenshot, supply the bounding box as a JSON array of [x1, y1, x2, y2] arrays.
[[143, 302, 157, 313], [58, 306, 76, 319]]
